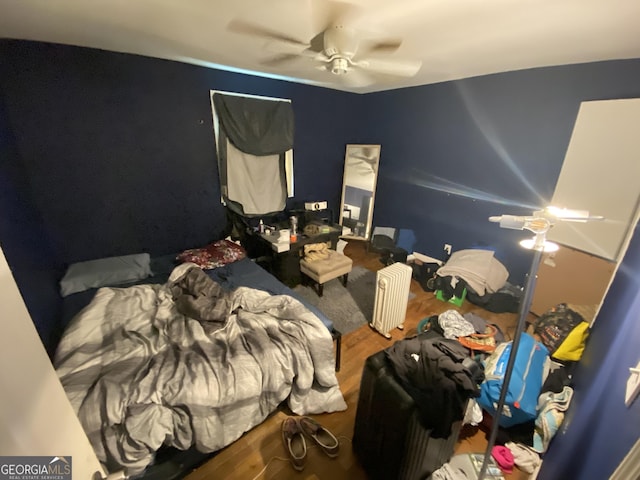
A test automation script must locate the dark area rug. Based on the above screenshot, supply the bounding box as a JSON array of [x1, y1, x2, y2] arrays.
[[293, 266, 376, 334]]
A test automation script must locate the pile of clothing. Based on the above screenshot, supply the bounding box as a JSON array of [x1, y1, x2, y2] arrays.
[[384, 331, 484, 438]]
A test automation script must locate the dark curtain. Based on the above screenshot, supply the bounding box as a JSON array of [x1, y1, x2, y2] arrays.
[[213, 94, 294, 155], [212, 93, 294, 217]]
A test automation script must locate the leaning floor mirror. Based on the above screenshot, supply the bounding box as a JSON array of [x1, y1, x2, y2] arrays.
[[339, 144, 381, 240]]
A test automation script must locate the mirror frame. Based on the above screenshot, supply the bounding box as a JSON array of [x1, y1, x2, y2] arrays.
[[338, 144, 381, 241]]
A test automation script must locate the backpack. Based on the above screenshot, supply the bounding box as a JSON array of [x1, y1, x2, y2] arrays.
[[478, 333, 549, 427], [534, 303, 590, 362], [412, 262, 440, 291]]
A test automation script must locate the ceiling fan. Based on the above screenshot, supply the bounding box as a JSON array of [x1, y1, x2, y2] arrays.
[[228, 2, 422, 87]]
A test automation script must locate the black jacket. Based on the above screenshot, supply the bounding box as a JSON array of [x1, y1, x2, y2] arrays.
[[385, 332, 480, 437]]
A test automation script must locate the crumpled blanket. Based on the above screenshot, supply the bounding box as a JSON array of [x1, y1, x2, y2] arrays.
[[438, 310, 476, 339], [170, 265, 230, 332], [55, 262, 346, 476], [437, 249, 508, 296]]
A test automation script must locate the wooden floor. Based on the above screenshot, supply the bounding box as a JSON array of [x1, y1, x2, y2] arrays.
[[185, 242, 528, 480]]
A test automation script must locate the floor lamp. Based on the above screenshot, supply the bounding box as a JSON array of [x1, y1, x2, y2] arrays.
[[477, 208, 598, 480]]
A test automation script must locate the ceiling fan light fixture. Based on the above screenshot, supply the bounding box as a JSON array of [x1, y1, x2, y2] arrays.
[[231, 7, 422, 88], [331, 57, 349, 75]]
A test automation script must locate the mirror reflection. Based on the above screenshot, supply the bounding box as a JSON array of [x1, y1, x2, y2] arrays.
[[339, 144, 381, 240]]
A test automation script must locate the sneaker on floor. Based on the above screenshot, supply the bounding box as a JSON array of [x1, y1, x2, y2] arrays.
[[281, 417, 307, 471], [299, 416, 339, 458]]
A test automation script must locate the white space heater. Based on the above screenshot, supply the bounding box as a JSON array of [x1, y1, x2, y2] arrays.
[[370, 262, 413, 338]]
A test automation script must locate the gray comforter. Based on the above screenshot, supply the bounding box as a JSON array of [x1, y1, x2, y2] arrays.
[[54, 263, 346, 476]]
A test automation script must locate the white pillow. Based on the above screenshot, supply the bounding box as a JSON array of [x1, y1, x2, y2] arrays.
[[60, 253, 151, 297]]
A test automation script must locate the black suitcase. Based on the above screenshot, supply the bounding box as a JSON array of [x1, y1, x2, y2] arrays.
[[353, 351, 461, 480]]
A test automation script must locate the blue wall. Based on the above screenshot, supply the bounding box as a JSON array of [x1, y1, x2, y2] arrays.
[[364, 60, 640, 282], [0, 40, 364, 354], [0, 40, 362, 264], [0, 92, 62, 355], [538, 220, 640, 479]]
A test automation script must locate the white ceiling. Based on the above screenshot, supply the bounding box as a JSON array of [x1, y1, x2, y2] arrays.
[[1, 0, 639, 93]]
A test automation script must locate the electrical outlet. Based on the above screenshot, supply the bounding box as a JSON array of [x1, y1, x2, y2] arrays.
[[444, 244, 452, 255]]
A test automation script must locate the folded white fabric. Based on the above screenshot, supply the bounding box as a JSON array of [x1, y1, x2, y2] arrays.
[[505, 441, 541, 474], [462, 400, 483, 426], [437, 249, 508, 295]]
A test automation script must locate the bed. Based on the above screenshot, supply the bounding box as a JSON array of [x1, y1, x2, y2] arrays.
[[53, 248, 346, 477]]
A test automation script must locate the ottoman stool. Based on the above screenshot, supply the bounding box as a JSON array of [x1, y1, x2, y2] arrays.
[[300, 250, 353, 297]]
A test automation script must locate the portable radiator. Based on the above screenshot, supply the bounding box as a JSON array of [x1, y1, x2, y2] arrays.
[[370, 262, 413, 338]]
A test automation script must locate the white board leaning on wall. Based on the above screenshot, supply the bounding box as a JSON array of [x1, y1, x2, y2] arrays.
[[548, 98, 640, 262]]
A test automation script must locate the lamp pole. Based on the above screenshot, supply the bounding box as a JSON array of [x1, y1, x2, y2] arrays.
[[477, 234, 545, 480], [478, 208, 596, 478]]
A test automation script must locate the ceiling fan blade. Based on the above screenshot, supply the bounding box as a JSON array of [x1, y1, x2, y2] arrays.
[[263, 38, 312, 56], [356, 57, 422, 77], [308, 31, 326, 54], [359, 37, 403, 55], [310, 51, 333, 65], [227, 18, 308, 47], [340, 68, 376, 87], [261, 53, 305, 68]]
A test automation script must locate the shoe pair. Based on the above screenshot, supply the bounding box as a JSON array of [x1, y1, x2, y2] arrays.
[[281, 416, 339, 471]]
